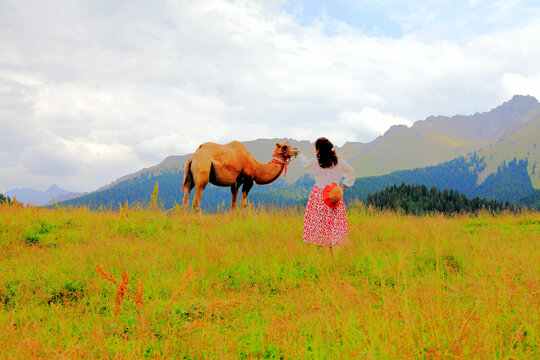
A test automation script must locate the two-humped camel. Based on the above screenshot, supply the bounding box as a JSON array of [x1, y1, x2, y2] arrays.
[[182, 141, 298, 220]]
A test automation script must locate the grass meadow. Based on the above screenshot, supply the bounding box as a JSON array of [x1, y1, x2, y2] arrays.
[[0, 202, 538, 359]]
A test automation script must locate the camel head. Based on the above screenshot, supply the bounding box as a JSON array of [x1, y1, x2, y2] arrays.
[[273, 142, 299, 161]]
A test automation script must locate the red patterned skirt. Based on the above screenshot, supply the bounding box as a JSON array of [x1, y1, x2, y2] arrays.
[[303, 186, 349, 246]]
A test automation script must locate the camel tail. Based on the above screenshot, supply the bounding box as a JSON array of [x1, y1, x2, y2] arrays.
[[181, 159, 193, 192]]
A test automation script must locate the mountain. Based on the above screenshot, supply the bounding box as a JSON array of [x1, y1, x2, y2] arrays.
[[6, 185, 82, 206], [62, 95, 540, 210], [346, 95, 540, 177]]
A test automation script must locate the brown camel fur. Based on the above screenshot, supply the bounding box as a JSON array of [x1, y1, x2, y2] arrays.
[[181, 141, 297, 220]]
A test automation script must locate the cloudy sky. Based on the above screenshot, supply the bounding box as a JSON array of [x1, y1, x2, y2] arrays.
[[1, 0, 540, 192]]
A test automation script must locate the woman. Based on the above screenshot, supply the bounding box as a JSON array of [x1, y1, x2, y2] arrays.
[[298, 137, 357, 247]]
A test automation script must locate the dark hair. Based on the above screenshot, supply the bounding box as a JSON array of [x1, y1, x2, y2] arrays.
[[315, 137, 338, 169]]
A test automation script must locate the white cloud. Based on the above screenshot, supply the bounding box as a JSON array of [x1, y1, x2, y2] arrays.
[[501, 73, 540, 100], [338, 108, 413, 143], [0, 0, 539, 192]]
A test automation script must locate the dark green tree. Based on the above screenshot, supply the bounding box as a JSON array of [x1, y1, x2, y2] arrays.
[[365, 183, 518, 215], [0, 193, 12, 205]]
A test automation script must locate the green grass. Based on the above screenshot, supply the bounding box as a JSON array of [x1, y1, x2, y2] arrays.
[[0, 203, 539, 359]]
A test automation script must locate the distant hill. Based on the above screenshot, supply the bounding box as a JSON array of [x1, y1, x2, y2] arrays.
[[6, 185, 82, 206]]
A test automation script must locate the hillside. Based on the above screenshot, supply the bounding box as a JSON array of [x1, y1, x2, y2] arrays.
[[476, 114, 540, 188], [346, 155, 534, 204]]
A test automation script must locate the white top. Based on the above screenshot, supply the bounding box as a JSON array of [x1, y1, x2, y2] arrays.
[[298, 153, 357, 188]]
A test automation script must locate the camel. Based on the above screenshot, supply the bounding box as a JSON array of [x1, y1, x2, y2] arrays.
[[181, 141, 298, 220]]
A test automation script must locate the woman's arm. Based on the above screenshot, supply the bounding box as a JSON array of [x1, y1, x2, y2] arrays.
[[339, 158, 357, 187], [297, 153, 315, 170]]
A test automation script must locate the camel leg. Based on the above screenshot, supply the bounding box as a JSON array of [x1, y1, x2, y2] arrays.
[[182, 162, 194, 213], [182, 185, 192, 213], [240, 178, 254, 215], [182, 189, 190, 214], [193, 183, 207, 222], [191, 159, 210, 222], [230, 182, 240, 212]]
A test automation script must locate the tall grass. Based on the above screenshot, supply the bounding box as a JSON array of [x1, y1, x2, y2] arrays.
[[0, 202, 538, 359]]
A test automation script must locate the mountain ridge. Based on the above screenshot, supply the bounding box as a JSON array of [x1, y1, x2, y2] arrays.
[[346, 95, 540, 177]]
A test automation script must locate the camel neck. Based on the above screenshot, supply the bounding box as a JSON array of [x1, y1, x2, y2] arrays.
[[271, 157, 286, 165], [253, 160, 284, 185]]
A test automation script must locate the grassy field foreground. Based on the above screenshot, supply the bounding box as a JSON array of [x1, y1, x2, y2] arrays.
[[0, 204, 539, 359]]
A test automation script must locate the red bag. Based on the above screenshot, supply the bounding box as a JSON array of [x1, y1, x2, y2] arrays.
[[322, 183, 343, 209]]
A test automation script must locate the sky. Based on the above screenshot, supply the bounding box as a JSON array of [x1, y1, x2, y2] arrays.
[[1, 0, 540, 193]]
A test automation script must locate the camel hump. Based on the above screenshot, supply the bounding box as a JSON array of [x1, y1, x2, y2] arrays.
[[198, 142, 215, 150], [198, 141, 240, 148], [227, 141, 249, 151], [196, 141, 248, 156]]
